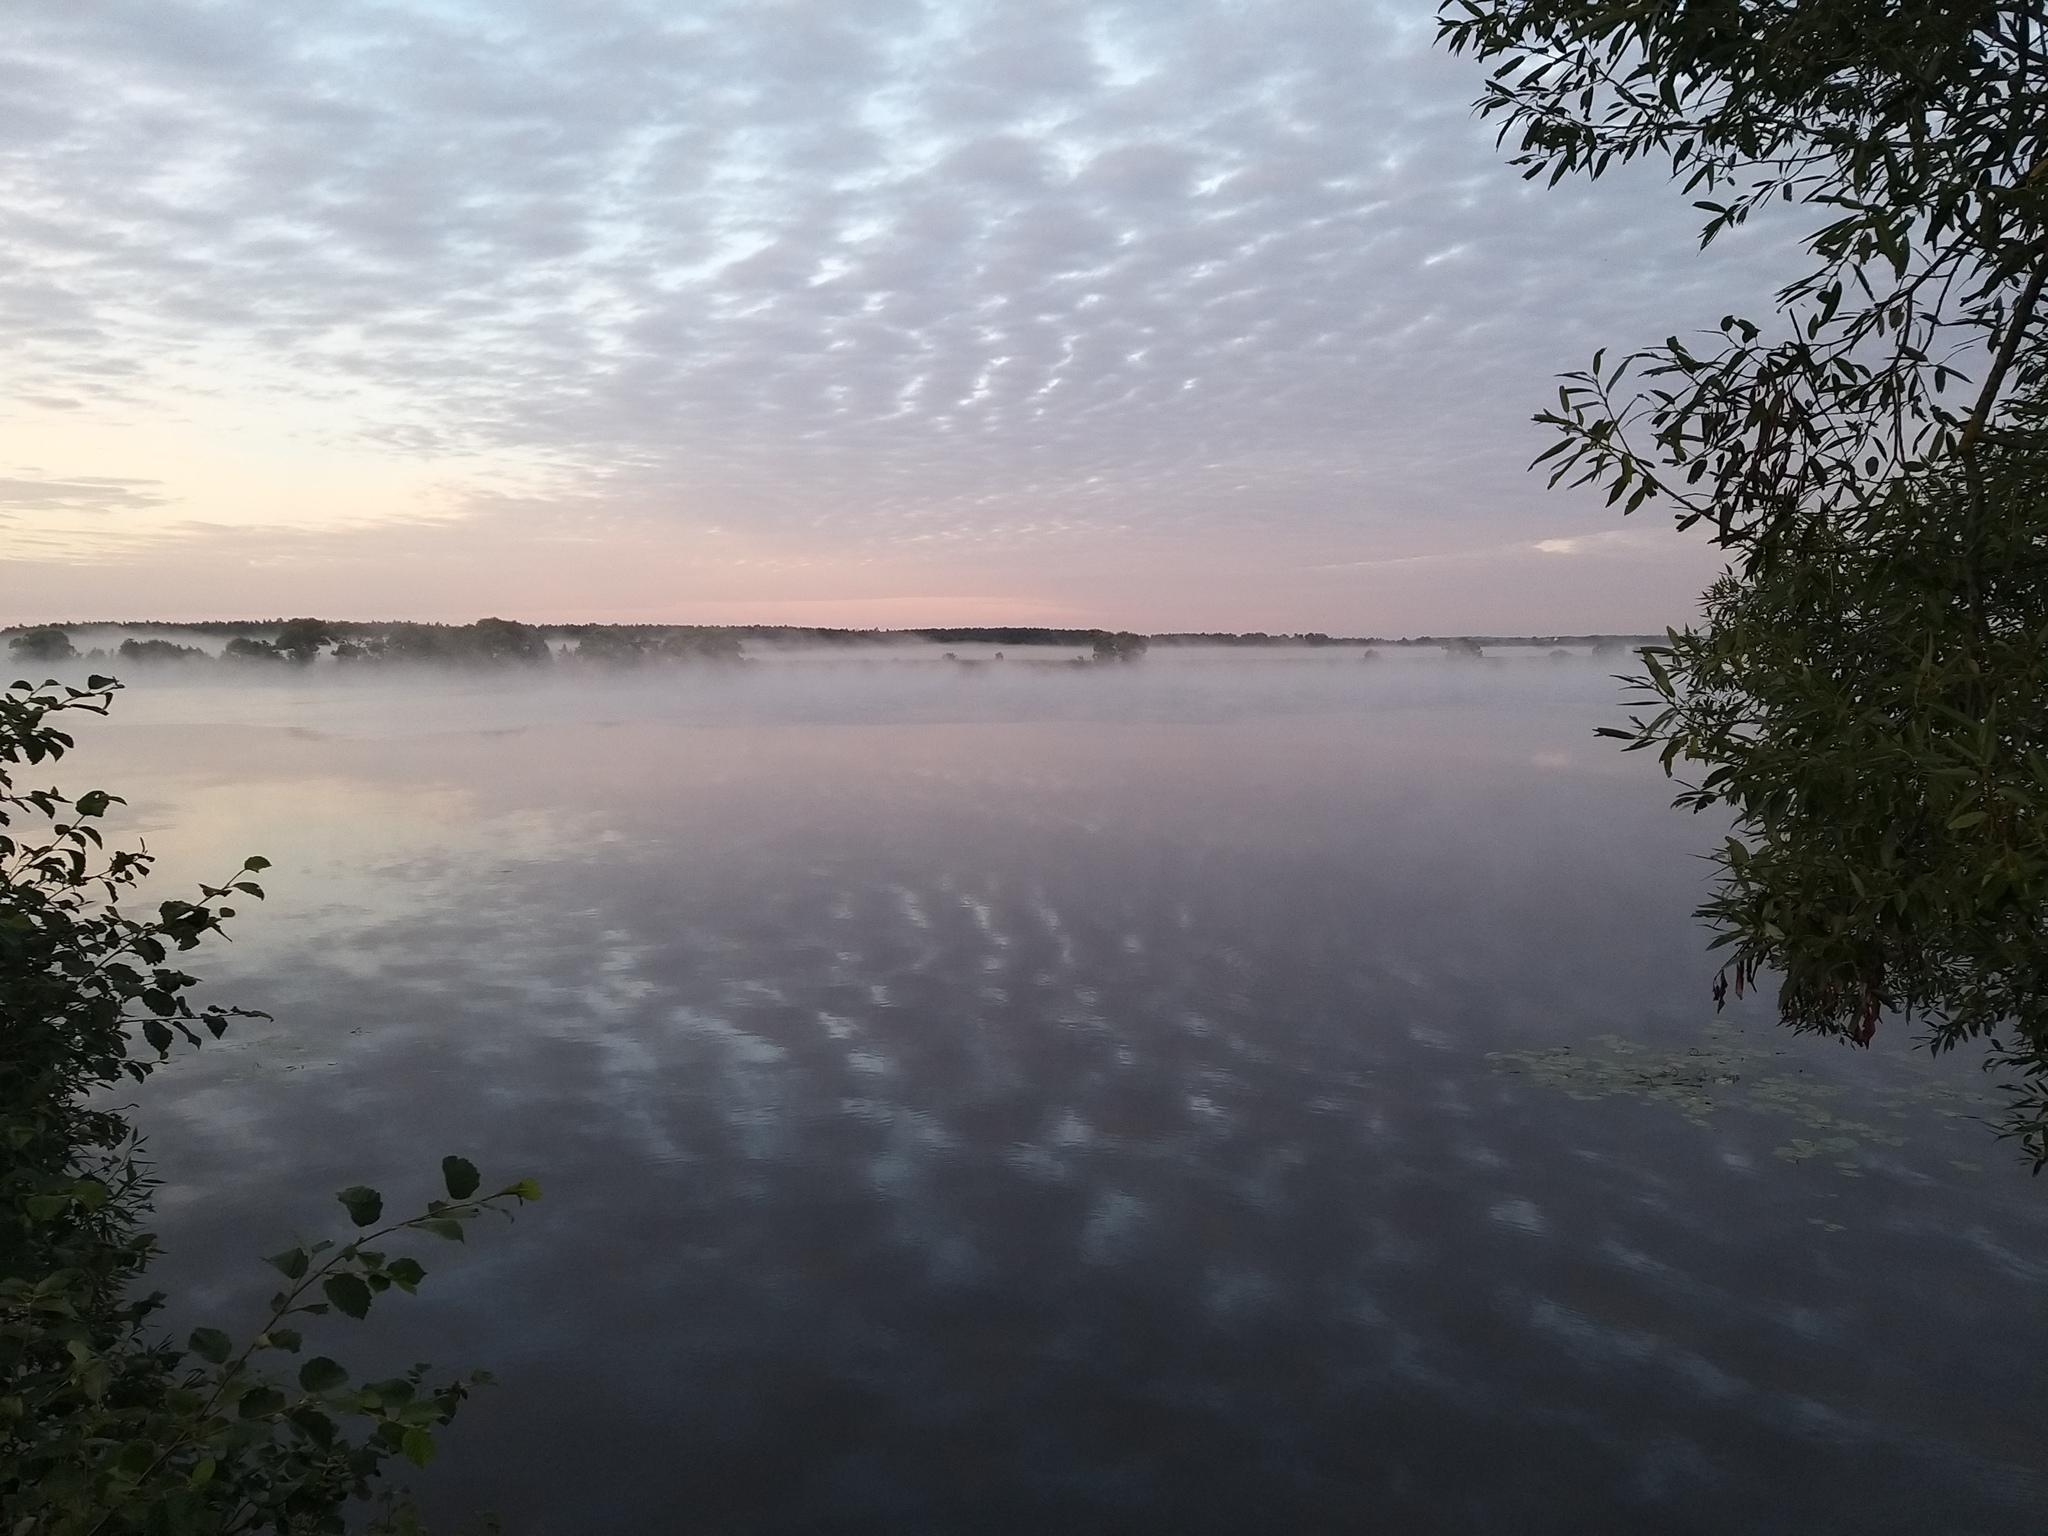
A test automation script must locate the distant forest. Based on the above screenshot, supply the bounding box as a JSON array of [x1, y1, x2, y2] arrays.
[[3, 617, 1660, 664]]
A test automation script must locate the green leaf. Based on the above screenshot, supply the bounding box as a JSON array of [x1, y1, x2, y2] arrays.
[[401, 1427, 437, 1468], [501, 1178, 542, 1202], [387, 1256, 426, 1292], [243, 855, 271, 871], [115, 1439, 157, 1477], [238, 1386, 287, 1419], [298, 1356, 349, 1393], [188, 1458, 216, 1490], [323, 1273, 373, 1319], [418, 1217, 467, 1242], [337, 1185, 384, 1227], [267, 1246, 311, 1280], [188, 1328, 233, 1365], [441, 1155, 481, 1201]]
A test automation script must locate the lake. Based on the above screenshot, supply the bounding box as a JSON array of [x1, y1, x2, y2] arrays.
[[62, 647, 2048, 1534]]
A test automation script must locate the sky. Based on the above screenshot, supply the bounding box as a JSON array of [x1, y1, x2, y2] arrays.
[[1, 0, 1804, 634]]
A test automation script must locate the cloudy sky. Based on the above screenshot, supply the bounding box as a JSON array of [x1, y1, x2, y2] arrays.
[[1, 0, 1799, 633]]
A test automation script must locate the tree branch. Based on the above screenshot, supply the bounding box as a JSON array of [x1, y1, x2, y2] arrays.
[[1960, 255, 2048, 461]]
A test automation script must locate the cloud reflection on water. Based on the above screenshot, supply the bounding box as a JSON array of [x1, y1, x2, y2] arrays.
[[70, 651, 2048, 1534]]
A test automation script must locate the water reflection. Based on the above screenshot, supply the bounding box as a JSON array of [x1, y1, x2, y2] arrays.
[[73, 652, 2048, 1534]]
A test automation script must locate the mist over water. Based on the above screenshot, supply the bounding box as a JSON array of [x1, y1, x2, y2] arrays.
[[60, 650, 2048, 1534]]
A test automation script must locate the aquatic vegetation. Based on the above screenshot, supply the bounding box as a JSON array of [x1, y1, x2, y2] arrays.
[[1490, 1024, 2001, 1176]]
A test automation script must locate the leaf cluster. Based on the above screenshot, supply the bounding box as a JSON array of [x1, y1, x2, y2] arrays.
[[1440, 0, 2048, 552]]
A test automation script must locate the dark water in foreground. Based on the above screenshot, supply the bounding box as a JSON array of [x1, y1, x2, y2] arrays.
[[73, 651, 2047, 1534]]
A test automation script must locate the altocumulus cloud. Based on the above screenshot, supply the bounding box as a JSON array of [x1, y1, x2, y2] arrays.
[[0, 0, 1796, 628]]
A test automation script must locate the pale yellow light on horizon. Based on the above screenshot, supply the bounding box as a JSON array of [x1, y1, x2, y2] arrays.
[[0, 387, 557, 561], [0, 385, 1730, 634]]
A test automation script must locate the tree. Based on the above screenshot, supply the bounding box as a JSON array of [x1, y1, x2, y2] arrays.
[[1619, 435, 2048, 1157], [1090, 631, 1150, 663], [117, 639, 210, 665], [569, 626, 743, 665], [571, 628, 651, 665], [222, 636, 284, 664], [652, 628, 743, 663], [272, 619, 334, 665], [9, 629, 77, 664], [373, 621, 549, 666], [1440, 0, 2048, 555], [1437, 0, 2048, 1160], [1, 676, 537, 1530]]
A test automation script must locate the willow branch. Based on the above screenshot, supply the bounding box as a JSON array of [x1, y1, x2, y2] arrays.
[[1960, 257, 2048, 461]]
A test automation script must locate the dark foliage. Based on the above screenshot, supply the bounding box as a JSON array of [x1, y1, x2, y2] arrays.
[[571, 627, 742, 664], [1441, 0, 2048, 552], [365, 621, 549, 667], [272, 621, 334, 665], [1089, 631, 1150, 663], [9, 631, 77, 664], [221, 638, 284, 665], [115, 640, 209, 666], [1606, 439, 2048, 1162]]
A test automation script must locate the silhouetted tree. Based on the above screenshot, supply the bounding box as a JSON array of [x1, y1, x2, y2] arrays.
[[1090, 631, 1149, 663], [8, 628, 76, 663], [116, 639, 209, 665], [222, 637, 284, 664], [273, 618, 334, 664]]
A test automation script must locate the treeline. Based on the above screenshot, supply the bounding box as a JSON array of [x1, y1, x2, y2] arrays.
[[1401, 634, 1658, 649], [3, 619, 741, 668], [913, 627, 1143, 646], [4, 620, 1664, 670]]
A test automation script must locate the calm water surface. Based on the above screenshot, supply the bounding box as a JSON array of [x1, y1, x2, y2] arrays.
[[67, 650, 2048, 1534]]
